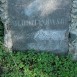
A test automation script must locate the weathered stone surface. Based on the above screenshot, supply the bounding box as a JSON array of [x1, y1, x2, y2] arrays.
[[69, 0, 77, 60], [0, 0, 72, 54]]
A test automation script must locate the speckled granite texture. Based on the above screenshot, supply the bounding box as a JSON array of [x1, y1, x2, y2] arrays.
[[0, 0, 74, 55], [0, 0, 12, 50], [69, 0, 77, 60]]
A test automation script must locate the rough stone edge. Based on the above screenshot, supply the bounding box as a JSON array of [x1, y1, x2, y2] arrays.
[[69, 0, 77, 60], [0, 0, 12, 51]]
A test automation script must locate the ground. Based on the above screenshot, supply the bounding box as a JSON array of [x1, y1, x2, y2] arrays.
[[0, 19, 77, 77]]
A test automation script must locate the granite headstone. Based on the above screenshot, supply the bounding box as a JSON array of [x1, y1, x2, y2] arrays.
[[0, 0, 72, 54]]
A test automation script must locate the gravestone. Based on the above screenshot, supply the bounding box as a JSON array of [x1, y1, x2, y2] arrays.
[[0, 0, 72, 54]]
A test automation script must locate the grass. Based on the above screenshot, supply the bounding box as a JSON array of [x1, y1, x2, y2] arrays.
[[0, 19, 77, 77]]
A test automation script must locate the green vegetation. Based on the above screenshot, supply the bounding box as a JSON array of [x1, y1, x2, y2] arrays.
[[0, 20, 77, 77]]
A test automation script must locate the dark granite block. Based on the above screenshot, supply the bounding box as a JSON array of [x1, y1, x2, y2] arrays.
[[1, 0, 72, 53]]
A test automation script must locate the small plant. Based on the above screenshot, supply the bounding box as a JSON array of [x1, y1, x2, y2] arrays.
[[0, 49, 77, 77]]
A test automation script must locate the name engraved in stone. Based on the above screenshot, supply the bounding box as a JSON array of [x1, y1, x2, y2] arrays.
[[12, 18, 67, 27]]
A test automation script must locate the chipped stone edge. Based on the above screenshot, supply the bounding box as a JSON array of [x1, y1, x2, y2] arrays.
[[0, 0, 12, 51], [69, 0, 77, 60]]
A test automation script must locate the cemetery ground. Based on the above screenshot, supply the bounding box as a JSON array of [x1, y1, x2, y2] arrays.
[[0, 20, 77, 77]]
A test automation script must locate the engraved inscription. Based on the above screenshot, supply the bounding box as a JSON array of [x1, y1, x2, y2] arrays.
[[11, 18, 67, 27]]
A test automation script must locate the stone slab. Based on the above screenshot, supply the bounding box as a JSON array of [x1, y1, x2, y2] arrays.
[[0, 0, 72, 54]]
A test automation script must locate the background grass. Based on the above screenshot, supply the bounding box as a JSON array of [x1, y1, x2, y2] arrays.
[[0, 19, 77, 77]]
